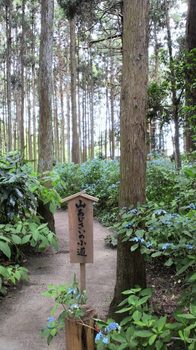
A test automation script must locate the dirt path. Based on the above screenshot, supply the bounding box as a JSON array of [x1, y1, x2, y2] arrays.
[[0, 210, 116, 350]]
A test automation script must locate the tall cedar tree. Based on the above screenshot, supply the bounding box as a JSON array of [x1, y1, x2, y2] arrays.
[[70, 15, 80, 163], [185, 0, 196, 152], [38, 0, 55, 232], [109, 0, 148, 319], [38, 0, 54, 172], [5, 0, 12, 151], [58, 0, 80, 163]]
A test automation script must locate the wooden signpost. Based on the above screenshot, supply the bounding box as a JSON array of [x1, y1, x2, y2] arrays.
[[62, 192, 98, 292]]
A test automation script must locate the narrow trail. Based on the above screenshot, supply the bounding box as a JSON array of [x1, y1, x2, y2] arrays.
[[0, 210, 116, 350]]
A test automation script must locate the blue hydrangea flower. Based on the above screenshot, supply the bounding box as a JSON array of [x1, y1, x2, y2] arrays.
[[102, 336, 110, 344], [161, 243, 172, 250], [69, 303, 79, 310], [186, 244, 193, 250], [106, 322, 120, 332], [146, 241, 153, 248], [154, 209, 167, 216], [188, 203, 196, 210], [129, 208, 138, 215], [132, 236, 145, 243], [125, 223, 132, 229], [47, 316, 55, 329], [67, 287, 78, 295], [95, 331, 103, 342], [110, 184, 116, 189], [171, 213, 180, 218]]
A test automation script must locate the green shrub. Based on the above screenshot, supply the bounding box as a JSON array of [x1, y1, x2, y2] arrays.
[[0, 153, 59, 295], [0, 154, 37, 223], [0, 264, 28, 295], [53, 158, 119, 214], [52, 162, 82, 199], [96, 288, 196, 350]]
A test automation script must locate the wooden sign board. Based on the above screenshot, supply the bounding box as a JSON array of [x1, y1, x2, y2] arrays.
[[62, 192, 98, 264]]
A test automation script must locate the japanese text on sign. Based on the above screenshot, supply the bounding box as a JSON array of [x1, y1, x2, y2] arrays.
[[76, 199, 87, 257]]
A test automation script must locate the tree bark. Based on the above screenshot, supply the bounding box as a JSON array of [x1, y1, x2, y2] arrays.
[[38, 0, 54, 172], [185, 0, 196, 152], [89, 55, 94, 159], [60, 76, 66, 163], [165, 1, 181, 169], [27, 74, 32, 160], [109, 0, 148, 319], [67, 87, 71, 162], [53, 77, 60, 161], [38, 0, 55, 233], [70, 17, 80, 164], [31, 2, 37, 169], [5, 0, 12, 152], [19, 0, 25, 154]]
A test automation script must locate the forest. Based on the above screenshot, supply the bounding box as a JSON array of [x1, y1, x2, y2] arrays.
[[0, 0, 195, 349]]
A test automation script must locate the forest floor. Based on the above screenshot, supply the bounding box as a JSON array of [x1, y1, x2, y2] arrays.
[[0, 210, 116, 350]]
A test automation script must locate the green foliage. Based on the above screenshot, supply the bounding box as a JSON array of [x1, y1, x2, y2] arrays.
[[0, 219, 58, 257], [53, 158, 120, 214], [41, 275, 87, 344], [147, 158, 196, 208], [57, 0, 80, 19], [147, 81, 169, 123], [114, 202, 196, 305], [80, 159, 119, 212], [52, 162, 82, 199], [0, 264, 28, 295], [95, 288, 196, 350], [54, 156, 195, 217], [57, 0, 92, 20], [0, 153, 37, 223], [0, 153, 59, 295], [0, 153, 61, 221]]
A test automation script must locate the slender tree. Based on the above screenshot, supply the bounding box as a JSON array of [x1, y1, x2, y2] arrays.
[[109, 0, 148, 318], [70, 15, 80, 163], [38, 0, 54, 172], [37, 0, 55, 233], [5, 0, 12, 151], [165, 0, 181, 169], [19, 0, 25, 153], [185, 0, 196, 152]]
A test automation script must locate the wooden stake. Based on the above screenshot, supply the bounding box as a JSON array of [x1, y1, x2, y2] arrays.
[[80, 263, 86, 292], [65, 318, 96, 350]]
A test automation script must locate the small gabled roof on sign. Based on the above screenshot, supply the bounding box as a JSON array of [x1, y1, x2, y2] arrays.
[[61, 191, 99, 203]]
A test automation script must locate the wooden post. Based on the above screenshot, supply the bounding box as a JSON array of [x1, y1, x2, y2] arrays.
[[62, 192, 98, 349], [80, 263, 86, 292], [65, 308, 96, 350], [62, 192, 98, 293]]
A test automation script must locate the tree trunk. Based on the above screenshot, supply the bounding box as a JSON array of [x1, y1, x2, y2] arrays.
[[20, 0, 25, 154], [110, 50, 115, 159], [38, 0, 55, 233], [60, 76, 66, 163], [70, 17, 80, 164], [67, 87, 71, 162], [82, 75, 87, 162], [54, 77, 59, 161], [165, 1, 181, 169], [38, 0, 54, 172], [89, 55, 94, 159], [109, 0, 148, 319], [5, 0, 12, 152], [185, 0, 196, 152], [31, 3, 37, 169], [27, 75, 32, 160]]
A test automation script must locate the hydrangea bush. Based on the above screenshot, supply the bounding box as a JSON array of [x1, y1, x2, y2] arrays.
[[41, 275, 87, 344]]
